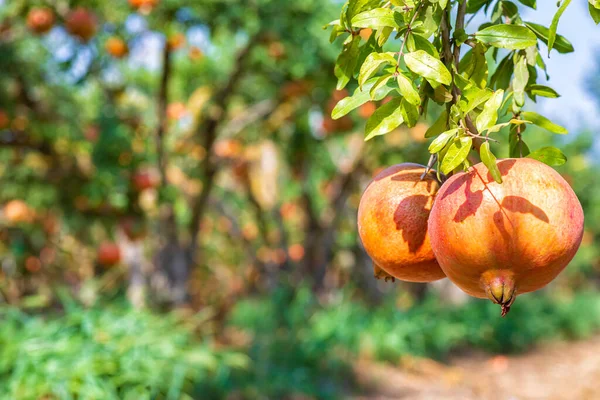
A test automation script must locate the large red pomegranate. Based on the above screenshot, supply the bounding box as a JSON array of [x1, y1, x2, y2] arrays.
[[428, 158, 584, 316], [357, 163, 445, 282]]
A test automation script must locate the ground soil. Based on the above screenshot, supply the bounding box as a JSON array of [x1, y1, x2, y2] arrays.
[[353, 336, 600, 400]]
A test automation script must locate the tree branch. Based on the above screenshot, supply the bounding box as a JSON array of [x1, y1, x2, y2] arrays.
[[156, 42, 172, 187], [188, 32, 262, 254]]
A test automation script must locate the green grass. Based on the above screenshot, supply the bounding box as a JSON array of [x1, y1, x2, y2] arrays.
[[0, 300, 247, 400], [2, 287, 600, 400]]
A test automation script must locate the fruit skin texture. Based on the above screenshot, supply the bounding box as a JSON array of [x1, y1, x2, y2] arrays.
[[428, 158, 584, 315], [357, 163, 445, 282], [65, 8, 97, 42], [27, 7, 55, 34]]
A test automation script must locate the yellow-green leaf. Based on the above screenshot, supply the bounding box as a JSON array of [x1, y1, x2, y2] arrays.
[[404, 51, 452, 85], [364, 97, 404, 140], [475, 25, 537, 50], [441, 137, 473, 175], [520, 111, 568, 134], [396, 72, 421, 105], [480, 141, 502, 183]]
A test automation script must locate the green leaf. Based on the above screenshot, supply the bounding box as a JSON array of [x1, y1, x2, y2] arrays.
[[527, 84, 560, 98], [347, 0, 381, 20], [406, 34, 440, 58], [513, 57, 529, 107], [548, 0, 572, 56], [467, 0, 491, 14], [364, 98, 404, 140], [441, 137, 473, 175], [508, 125, 530, 158], [332, 78, 396, 119], [527, 146, 567, 166], [334, 37, 361, 90], [370, 74, 393, 99], [476, 89, 504, 132], [475, 25, 537, 50], [517, 0, 536, 9], [358, 52, 397, 88], [520, 111, 568, 134], [425, 110, 448, 138], [428, 128, 460, 153], [404, 51, 452, 85], [351, 8, 399, 29], [396, 72, 421, 106], [459, 44, 489, 89], [480, 141, 502, 183], [524, 22, 574, 53], [589, 2, 600, 24], [400, 98, 419, 128], [464, 88, 493, 113], [490, 54, 514, 90]]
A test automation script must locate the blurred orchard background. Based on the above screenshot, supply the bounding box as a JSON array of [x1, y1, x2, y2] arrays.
[[1, 0, 600, 399]]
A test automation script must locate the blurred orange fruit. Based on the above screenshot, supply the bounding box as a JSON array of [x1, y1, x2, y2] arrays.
[[27, 7, 55, 34], [105, 37, 128, 58]]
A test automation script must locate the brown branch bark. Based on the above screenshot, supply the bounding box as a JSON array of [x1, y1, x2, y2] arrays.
[[156, 43, 172, 187], [188, 32, 262, 256]]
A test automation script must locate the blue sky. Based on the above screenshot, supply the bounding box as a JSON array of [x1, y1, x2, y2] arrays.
[[519, 2, 600, 132]]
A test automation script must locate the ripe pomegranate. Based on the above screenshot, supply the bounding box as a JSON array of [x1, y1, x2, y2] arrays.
[[97, 242, 121, 267], [132, 168, 160, 191], [214, 139, 243, 159], [3, 200, 34, 224], [167, 102, 187, 120], [105, 37, 128, 58], [357, 163, 445, 282], [65, 8, 97, 42], [129, 0, 159, 10], [358, 102, 377, 119], [26, 7, 55, 34], [359, 28, 373, 41], [428, 158, 584, 316]]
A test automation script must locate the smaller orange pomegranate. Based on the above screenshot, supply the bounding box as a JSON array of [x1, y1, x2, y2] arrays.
[[214, 139, 243, 159], [129, 0, 159, 10], [105, 37, 128, 58], [359, 28, 373, 41], [357, 163, 445, 282], [288, 244, 305, 262], [26, 7, 55, 34], [166, 102, 187, 120], [132, 168, 160, 191], [65, 8, 97, 42], [97, 242, 121, 267], [3, 200, 34, 224], [25, 256, 42, 273], [358, 102, 377, 119], [429, 158, 584, 316]]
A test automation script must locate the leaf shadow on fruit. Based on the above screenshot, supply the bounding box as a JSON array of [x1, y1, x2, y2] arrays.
[[393, 195, 429, 253], [453, 179, 483, 223], [502, 195, 549, 223], [390, 172, 438, 193]]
